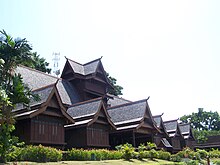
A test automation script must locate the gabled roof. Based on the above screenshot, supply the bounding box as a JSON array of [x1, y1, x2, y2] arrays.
[[65, 97, 115, 128], [153, 114, 164, 128], [67, 97, 102, 120], [107, 99, 147, 125], [66, 57, 101, 76], [16, 65, 58, 90], [16, 65, 80, 105], [107, 99, 158, 132], [153, 113, 169, 137], [107, 94, 132, 107], [13, 84, 54, 111], [13, 83, 74, 123], [179, 123, 195, 140], [163, 119, 183, 138]]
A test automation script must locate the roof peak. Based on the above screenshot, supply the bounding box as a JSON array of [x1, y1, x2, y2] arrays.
[[153, 113, 164, 118], [108, 98, 148, 110], [66, 57, 102, 66], [163, 118, 179, 123]]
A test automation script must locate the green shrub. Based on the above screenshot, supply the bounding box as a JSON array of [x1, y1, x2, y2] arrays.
[[146, 142, 157, 150], [65, 148, 122, 161], [10, 145, 62, 162], [213, 159, 220, 165], [137, 144, 146, 160], [196, 149, 208, 159], [209, 148, 220, 158], [120, 143, 135, 160], [66, 148, 90, 161], [148, 149, 159, 160], [171, 154, 181, 162], [157, 150, 171, 160], [186, 160, 199, 165]]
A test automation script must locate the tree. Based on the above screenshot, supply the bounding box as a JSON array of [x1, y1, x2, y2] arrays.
[[0, 30, 35, 162], [106, 73, 123, 96], [180, 108, 220, 131], [21, 52, 51, 74], [180, 108, 220, 143]]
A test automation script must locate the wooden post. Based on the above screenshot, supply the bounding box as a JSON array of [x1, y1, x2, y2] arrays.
[[132, 131, 136, 148]]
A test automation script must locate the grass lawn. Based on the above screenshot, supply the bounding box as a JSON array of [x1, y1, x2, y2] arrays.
[[7, 159, 181, 165]]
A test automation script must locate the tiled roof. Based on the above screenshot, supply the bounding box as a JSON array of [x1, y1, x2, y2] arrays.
[[56, 79, 80, 105], [16, 65, 80, 106], [163, 119, 178, 133], [107, 99, 147, 125], [67, 58, 100, 75], [153, 116, 162, 127], [67, 98, 102, 119], [161, 138, 173, 148], [179, 123, 190, 134], [16, 66, 58, 90], [108, 95, 132, 107], [13, 85, 54, 111]]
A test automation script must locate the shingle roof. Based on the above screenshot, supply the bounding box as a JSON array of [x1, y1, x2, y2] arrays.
[[67, 98, 102, 119], [16, 66, 58, 90], [13, 85, 54, 111], [107, 95, 132, 107], [16, 65, 80, 106], [161, 138, 173, 148], [153, 116, 162, 128], [179, 123, 190, 134], [56, 79, 80, 105], [67, 58, 100, 75], [107, 99, 147, 125], [163, 119, 178, 133]]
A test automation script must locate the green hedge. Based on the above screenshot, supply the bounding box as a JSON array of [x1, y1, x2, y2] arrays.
[[65, 148, 122, 161], [10, 145, 62, 162]]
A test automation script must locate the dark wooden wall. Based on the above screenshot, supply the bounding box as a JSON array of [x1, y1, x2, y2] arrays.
[[29, 114, 65, 145]]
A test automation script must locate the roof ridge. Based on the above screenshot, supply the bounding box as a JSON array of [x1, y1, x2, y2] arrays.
[[163, 118, 179, 123], [18, 65, 61, 80], [153, 113, 164, 118], [179, 122, 190, 126], [66, 57, 83, 66], [83, 57, 101, 66], [68, 97, 103, 107], [107, 99, 147, 110], [32, 83, 56, 92]]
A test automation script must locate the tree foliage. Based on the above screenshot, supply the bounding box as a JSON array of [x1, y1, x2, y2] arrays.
[[0, 30, 35, 162], [180, 108, 220, 143], [180, 108, 220, 131], [21, 52, 51, 74], [106, 73, 123, 96]]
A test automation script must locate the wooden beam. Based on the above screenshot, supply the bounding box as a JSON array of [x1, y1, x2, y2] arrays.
[[132, 131, 136, 148]]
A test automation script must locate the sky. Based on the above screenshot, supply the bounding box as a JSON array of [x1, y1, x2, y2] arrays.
[[1, 0, 220, 120]]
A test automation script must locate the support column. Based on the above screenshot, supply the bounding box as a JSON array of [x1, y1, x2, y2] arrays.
[[132, 131, 136, 148]]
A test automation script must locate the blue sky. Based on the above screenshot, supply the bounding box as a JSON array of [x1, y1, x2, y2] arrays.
[[1, 0, 220, 120]]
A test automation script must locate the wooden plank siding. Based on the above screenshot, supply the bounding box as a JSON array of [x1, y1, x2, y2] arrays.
[[87, 123, 109, 147], [30, 115, 66, 145]]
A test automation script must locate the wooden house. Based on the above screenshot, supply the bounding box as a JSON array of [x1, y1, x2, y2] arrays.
[[65, 97, 116, 148], [61, 57, 112, 101], [163, 119, 185, 153], [153, 114, 173, 152], [107, 99, 159, 148], [13, 83, 74, 148], [179, 123, 195, 149]]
